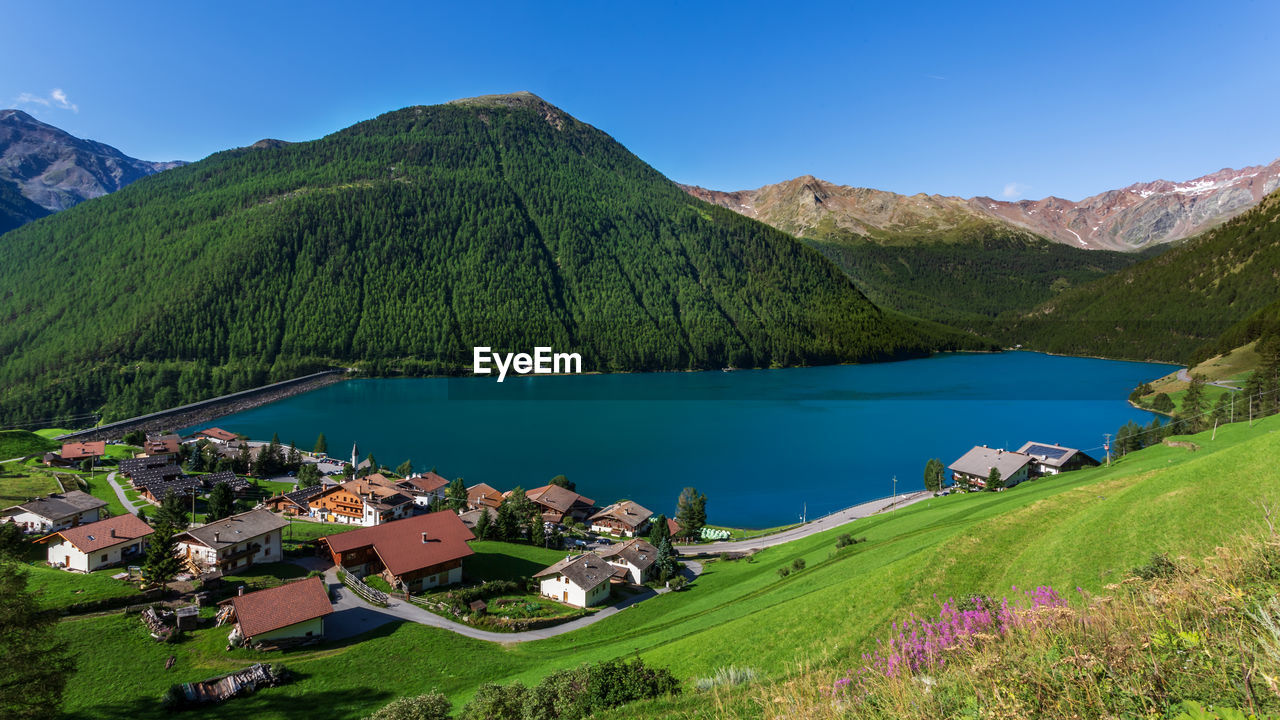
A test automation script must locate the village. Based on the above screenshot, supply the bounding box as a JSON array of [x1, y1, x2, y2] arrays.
[[0, 425, 1101, 709]]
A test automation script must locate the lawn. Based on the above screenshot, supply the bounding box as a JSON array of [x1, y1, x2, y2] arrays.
[[49, 414, 1280, 720], [33, 428, 76, 439], [221, 562, 310, 591], [0, 429, 59, 459], [464, 540, 569, 582], [0, 460, 64, 504], [25, 562, 144, 611]]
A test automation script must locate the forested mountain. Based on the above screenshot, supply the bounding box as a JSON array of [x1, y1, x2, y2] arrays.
[[0, 109, 184, 232], [1008, 189, 1280, 363], [808, 233, 1147, 335], [0, 92, 980, 425]]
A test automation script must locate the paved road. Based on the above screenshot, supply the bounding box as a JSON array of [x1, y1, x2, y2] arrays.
[[674, 490, 932, 555], [291, 557, 702, 643], [104, 471, 143, 514], [1177, 367, 1240, 390]]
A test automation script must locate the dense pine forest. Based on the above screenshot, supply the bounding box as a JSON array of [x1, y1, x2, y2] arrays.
[[805, 232, 1146, 335], [1005, 189, 1280, 363], [0, 177, 48, 234], [0, 93, 980, 426]]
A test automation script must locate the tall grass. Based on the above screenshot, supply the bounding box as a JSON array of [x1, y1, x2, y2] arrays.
[[757, 527, 1280, 719]]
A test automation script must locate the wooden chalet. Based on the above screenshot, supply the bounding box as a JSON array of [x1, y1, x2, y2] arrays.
[[44, 440, 106, 467], [589, 500, 653, 537], [174, 509, 287, 574], [308, 476, 413, 526], [319, 511, 474, 593], [524, 485, 595, 524]]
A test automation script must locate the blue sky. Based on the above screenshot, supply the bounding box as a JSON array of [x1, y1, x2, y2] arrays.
[[6, 1, 1279, 200]]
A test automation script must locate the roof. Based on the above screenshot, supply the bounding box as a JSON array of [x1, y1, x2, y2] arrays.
[[948, 446, 1033, 480], [139, 475, 205, 498], [118, 456, 176, 476], [231, 576, 333, 638], [589, 500, 653, 529], [2, 491, 106, 522], [202, 470, 251, 492], [144, 433, 182, 455], [337, 478, 413, 510], [666, 518, 682, 536], [534, 552, 613, 591], [60, 441, 106, 460], [467, 483, 503, 509], [400, 472, 448, 494], [321, 511, 475, 577], [458, 507, 496, 528], [1016, 441, 1095, 468], [41, 513, 153, 553], [196, 427, 239, 442], [599, 537, 658, 571], [264, 484, 328, 509], [175, 509, 288, 550], [526, 485, 595, 514]]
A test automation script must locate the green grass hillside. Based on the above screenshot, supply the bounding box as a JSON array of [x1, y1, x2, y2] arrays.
[[0, 92, 982, 427], [0, 429, 59, 459], [47, 413, 1280, 719], [1010, 189, 1280, 363]]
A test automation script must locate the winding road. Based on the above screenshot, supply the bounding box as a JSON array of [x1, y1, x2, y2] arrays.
[[104, 471, 143, 514], [1177, 368, 1241, 390], [293, 557, 703, 643], [674, 490, 932, 555]]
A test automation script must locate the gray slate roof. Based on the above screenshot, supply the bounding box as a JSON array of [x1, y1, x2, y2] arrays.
[[534, 552, 613, 591], [176, 509, 288, 550], [599, 537, 658, 571], [1016, 441, 1093, 468], [948, 446, 1032, 479], [3, 490, 106, 522]]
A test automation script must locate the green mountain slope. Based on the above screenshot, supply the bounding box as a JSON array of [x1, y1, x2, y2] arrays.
[[44, 408, 1280, 719], [0, 93, 977, 425], [0, 175, 49, 234], [805, 232, 1147, 333], [1010, 189, 1280, 363]]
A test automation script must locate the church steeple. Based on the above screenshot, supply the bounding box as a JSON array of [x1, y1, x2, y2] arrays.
[[351, 442, 359, 469]]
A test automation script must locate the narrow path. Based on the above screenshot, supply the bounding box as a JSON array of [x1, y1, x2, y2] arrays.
[[104, 471, 142, 514], [291, 557, 702, 643], [674, 490, 932, 555], [1177, 367, 1240, 390]]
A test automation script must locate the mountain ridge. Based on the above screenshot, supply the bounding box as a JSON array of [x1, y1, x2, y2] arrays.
[[684, 159, 1280, 251]]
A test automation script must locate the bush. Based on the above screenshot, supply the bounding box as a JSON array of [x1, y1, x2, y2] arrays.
[[668, 576, 688, 591], [458, 658, 678, 720], [160, 684, 186, 710], [791, 558, 806, 572], [365, 691, 452, 720], [777, 567, 791, 579], [835, 533, 854, 549], [1132, 552, 1179, 580]]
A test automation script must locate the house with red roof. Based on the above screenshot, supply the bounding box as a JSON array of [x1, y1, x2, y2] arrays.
[[44, 441, 107, 467], [319, 511, 475, 593], [194, 427, 239, 444], [37, 513, 153, 573], [524, 484, 595, 524], [226, 576, 333, 646], [398, 471, 450, 507]]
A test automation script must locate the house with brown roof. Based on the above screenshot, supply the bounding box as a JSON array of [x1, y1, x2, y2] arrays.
[[44, 441, 106, 467], [37, 513, 153, 573], [226, 576, 333, 646], [174, 509, 288, 574], [140, 433, 183, 458], [535, 553, 613, 608], [466, 483, 504, 511], [589, 500, 653, 537], [263, 485, 328, 517], [308, 476, 414, 526], [195, 427, 239, 444], [525, 485, 596, 524], [398, 471, 450, 507], [319, 511, 475, 593], [948, 446, 1033, 490], [598, 537, 659, 584], [1, 490, 108, 533]]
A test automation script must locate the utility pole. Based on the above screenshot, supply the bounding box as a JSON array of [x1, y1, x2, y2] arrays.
[[892, 475, 897, 511], [1103, 433, 1112, 466]]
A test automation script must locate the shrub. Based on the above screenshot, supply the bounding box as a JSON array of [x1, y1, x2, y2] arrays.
[[160, 684, 185, 710], [694, 666, 758, 692], [459, 682, 526, 720], [365, 691, 452, 720], [668, 576, 688, 591], [835, 533, 854, 549], [1131, 552, 1178, 580], [791, 558, 806, 572], [459, 658, 678, 720], [777, 567, 791, 579]]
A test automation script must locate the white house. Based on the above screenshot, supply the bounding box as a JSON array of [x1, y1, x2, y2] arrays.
[[947, 446, 1033, 490], [227, 576, 333, 646], [534, 553, 614, 608], [174, 509, 287, 574], [598, 537, 659, 584], [38, 513, 154, 573], [1, 491, 107, 533], [398, 471, 450, 507]]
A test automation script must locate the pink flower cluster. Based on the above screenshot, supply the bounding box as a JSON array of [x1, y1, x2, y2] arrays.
[[834, 585, 1066, 693]]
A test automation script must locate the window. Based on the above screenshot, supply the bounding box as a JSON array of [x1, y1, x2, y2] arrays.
[[101, 554, 108, 562]]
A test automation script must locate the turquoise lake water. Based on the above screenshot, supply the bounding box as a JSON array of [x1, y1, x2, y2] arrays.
[[185, 352, 1173, 528]]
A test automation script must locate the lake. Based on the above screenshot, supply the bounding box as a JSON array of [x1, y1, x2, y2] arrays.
[[184, 352, 1173, 528]]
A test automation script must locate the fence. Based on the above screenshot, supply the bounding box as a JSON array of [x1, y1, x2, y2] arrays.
[[337, 568, 389, 607]]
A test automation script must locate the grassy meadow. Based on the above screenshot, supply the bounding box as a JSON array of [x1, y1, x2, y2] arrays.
[[42, 414, 1280, 719]]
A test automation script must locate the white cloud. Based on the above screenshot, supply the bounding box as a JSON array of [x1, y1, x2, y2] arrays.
[[1002, 182, 1029, 199], [14, 88, 78, 113]]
